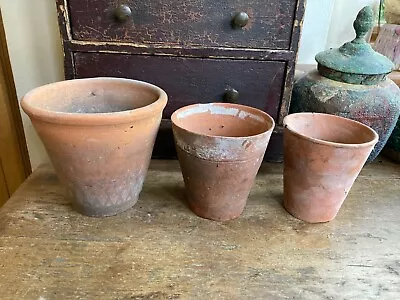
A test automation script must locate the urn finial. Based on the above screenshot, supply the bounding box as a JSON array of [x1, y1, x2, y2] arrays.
[[315, 6, 394, 85], [353, 6, 374, 41]]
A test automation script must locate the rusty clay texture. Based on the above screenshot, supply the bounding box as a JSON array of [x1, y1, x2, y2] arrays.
[[21, 78, 167, 217], [283, 113, 378, 223], [290, 70, 400, 162], [172, 103, 274, 221]]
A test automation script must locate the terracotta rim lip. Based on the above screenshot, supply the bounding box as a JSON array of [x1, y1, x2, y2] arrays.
[[171, 102, 275, 140], [21, 77, 168, 125], [283, 112, 379, 148]]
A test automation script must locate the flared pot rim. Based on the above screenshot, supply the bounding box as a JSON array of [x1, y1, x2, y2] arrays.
[[171, 102, 275, 141], [283, 112, 379, 149], [21, 77, 168, 126]]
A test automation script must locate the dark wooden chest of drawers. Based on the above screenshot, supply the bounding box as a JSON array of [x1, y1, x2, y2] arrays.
[[56, 0, 305, 160]]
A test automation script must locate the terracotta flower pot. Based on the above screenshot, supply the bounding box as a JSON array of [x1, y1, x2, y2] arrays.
[[283, 113, 379, 223], [21, 77, 167, 217], [171, 103, 275, 221]]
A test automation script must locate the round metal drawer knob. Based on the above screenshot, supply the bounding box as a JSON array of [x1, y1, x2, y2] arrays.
[[115, 5, 132, 22], [232, 12, 249, 28], [224, 88, 240, 103]]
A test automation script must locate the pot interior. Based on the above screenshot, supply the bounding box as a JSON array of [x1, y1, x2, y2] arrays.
[[24, 78, 160, 114], [172, 103, 274, 137], [284, 113, 378, 145]]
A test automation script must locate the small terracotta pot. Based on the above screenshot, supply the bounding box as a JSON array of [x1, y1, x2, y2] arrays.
[[283, 113, 379, 223], [172, 103, 275, 221], [21, 77, 167, 217]]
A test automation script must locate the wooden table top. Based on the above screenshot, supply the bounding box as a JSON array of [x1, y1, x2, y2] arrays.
[[0, 159, 399, 299]]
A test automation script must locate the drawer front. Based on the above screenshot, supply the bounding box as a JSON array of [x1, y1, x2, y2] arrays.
[[67, 0, 297, 50], [74, 53, 286, 120]]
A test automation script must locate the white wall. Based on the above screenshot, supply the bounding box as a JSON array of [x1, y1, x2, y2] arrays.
[[326, 0, 380, 49], [1, 0, 64, 170], [297, 0, 335, 64], [297, 0, 380, 64], [1, 0, 381, 170]]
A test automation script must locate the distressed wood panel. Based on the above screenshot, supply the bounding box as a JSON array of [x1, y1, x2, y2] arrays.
[[74, 52, 286, 120], [0, 159, 399, 299], [56, 0, 306, 161], [65, 41, 297, 62], [289, 0, 305, 51], [67, 0, 297, 49], [74, 53, 286, 159]]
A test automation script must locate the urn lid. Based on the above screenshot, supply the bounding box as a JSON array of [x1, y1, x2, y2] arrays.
[[315, 6, 394, 85]]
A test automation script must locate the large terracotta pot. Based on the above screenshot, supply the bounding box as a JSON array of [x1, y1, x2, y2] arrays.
[[21, 77, 167, 217], [283, 113, 378, 223], [172, 103, 275, 221]]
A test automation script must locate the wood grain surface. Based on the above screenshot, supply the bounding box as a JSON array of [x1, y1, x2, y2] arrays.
[[0, 159, 398, 299]]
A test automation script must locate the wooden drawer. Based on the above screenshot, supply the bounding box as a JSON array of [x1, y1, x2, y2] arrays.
[[74, 53, 286, 120], [67, 0, 297, 50]]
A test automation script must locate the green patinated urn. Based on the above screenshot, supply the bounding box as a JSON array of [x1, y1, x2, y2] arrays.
[[291, 6, 400, 162]]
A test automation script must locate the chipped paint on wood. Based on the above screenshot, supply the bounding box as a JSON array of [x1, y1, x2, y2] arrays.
[[73, 52, 286, 121], [55, 0, 306, 160], [66, 0, 298, 50], [68, 39, 297, 60]]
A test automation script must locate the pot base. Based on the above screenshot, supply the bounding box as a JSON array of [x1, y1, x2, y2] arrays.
[[72, 197, 138, 217], [283, 201, 337, 223], [187, 197, 245, 222]]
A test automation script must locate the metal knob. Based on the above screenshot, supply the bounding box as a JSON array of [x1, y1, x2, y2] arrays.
[[224, 88, 239, 103], [115, 5, 132, 22], [232, 12, 249, 28]]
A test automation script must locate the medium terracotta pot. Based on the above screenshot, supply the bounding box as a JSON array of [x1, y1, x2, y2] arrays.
[[21, 77, 167, 217], [172, 103, 275, 221], [283, 113, 378, 223], [291, 7, 400, 163]]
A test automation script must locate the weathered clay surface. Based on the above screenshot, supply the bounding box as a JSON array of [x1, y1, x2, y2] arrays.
[[21, 77, 167, 217], [291, 71, 400, 162], [283, 113, 378, 223], [172, 103, 275, 221]]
